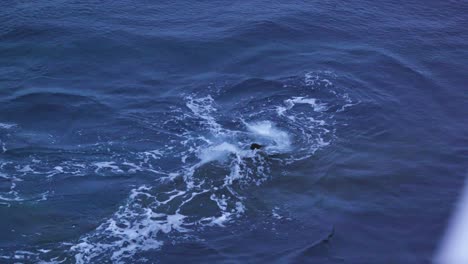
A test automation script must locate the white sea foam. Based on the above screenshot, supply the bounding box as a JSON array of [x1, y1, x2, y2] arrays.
[[0, 123, 16, 129], [246, 121, 291, 152], [198, 142, 239, 165], [70, 89, 334, 262], [71, 119, 289, 262], [305, 71, 335, 87], [71, 185, 193, 263], [140, 150, 163, 163], [186, 95, 222, 134], [4, 72, 354, 262], [93, 162, 123, 174], [272, 207, 283, 219], [276, 96, 327, 116], [17, 165, 34, 173]]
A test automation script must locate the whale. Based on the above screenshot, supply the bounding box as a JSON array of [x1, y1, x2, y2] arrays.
[[250, 143, 263, 150]]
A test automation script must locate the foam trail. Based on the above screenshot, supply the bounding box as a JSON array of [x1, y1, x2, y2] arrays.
[[70, 118, 289, 262], [31, 73, 350, 262]]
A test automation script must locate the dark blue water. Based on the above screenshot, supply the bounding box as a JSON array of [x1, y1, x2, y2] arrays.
[[1, 1, 467, 263]]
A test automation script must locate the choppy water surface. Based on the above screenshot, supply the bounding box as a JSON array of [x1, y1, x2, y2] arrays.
[[0, 1, 467, 263]]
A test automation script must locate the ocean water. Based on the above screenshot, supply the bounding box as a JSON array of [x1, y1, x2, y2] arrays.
[[0, 1, 467, 263]]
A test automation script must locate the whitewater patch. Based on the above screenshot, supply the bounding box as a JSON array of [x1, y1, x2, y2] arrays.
[[0, 72, 357, 263], [186, 95, 222, 135], [276, 96, 327, 117], [68, 73, 356, 262], [246, 121, 291, 152], [70, 108, 294, 263], [198, 142, 240, 165], [0, 123, 16, 130], [93, 161, 124, 174]]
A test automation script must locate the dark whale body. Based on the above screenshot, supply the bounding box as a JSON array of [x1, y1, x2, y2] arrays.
[[250, 143, 262, 150]]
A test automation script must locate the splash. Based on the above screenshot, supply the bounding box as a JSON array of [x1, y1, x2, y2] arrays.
[[0, 72, 357, 263], [246, 121, 291, 152], [70, 97, 296, 262]]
